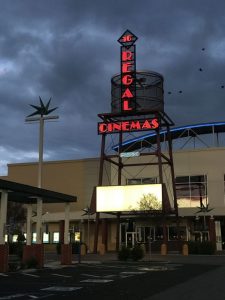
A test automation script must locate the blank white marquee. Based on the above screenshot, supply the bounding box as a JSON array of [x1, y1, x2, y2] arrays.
[[96, 184, 162, 212]]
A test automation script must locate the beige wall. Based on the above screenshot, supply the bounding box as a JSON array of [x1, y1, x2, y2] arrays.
[[3, 158, 107, 213], [110, 147, 225, 216], [3, 147, 225, 218]]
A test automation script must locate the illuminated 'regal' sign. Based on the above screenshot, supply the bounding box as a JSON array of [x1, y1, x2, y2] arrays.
[[118, 30, 137, 112], [97, 30, 160, 135]]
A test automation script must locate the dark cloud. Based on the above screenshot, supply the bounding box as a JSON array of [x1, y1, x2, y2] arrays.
[[0, 0, 225, 173]]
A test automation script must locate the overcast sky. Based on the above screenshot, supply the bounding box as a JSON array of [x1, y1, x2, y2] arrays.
[[0, 0, 225, 174]]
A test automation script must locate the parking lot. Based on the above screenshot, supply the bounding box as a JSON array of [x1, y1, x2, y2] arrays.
[[0, 256, 222, 300]]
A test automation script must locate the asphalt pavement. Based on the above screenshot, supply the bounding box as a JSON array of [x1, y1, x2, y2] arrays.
[[1, 252, 225, 299]]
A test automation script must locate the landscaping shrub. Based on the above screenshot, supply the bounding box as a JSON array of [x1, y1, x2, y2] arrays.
[[25, 256, 38, 269], [8, 242, 23, 259], [118, 245, 130, 261], [56, 243, 61, 254], [130, 244, 144, 261], [188, 241, 215, 255], [56, 242, 87, 254]]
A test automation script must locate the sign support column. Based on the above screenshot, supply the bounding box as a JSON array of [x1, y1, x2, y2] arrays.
[[0, 190, 8, 272], [61, 202, 72, 265]]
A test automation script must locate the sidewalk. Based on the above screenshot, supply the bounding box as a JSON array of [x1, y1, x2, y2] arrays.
[[45, 251, 225, 266]]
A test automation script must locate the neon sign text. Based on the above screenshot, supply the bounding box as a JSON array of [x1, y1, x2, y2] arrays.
[[98, 118, 159, 134], [118, 30, 137, 112]]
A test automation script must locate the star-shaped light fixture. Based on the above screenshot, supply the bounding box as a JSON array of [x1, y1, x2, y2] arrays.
[[27, 97, 58, 118], [196, 203, 213, 214]]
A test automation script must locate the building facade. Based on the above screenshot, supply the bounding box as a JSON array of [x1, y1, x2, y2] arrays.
[[2, 132, 225, 252]]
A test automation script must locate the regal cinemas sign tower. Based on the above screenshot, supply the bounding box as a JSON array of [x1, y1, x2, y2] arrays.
[[93, 30, 178, 252]]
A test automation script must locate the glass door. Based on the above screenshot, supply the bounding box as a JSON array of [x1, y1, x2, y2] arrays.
[[126, 232, 137, 248]]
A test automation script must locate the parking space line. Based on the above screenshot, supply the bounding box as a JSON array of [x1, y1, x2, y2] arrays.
[[0, 294, 26, 299], [41, 287, 82, 292], [81, 273, 100, 278], [51, 273, 72, 278], [120, 271, 146, 275], [80, 279, 113, 283], [22, 273, 40, 278]]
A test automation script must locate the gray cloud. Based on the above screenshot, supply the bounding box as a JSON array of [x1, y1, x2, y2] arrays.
[[0, 0, 225, 173]]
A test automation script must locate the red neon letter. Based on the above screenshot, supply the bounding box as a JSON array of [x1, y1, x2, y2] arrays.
[[141, 120, 151, 129], [122, 75, 133, 85], [130, 121, 141, 130], [122, 121, 130, 131], [122, 51, 133, 61], [151, 118, 159, 129], [123, 100, 133, 111], [122, 62, 133, 73], [122, 88, 133, 98], [112, 123, 122, 131], [122, 35, 132, 42], [98, 123, 107, 133]]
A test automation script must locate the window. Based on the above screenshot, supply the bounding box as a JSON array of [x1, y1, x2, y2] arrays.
[[75, 232, 81, 242], [53, 232, 60, 243], [32, 233, 37, 243], [176, 175, 207, 208], [155, 227, 164, 240], [12, 235, 18, 243], [127, 177, 157, 185], [43, 233, 50, 244], [168, 226, 187, 241], [136, 226, 154, 242]]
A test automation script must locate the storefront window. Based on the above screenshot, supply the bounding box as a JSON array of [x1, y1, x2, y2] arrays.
[[176, 175, 207, 208], [127, 177, 157, 185], [53, 232, 59, 243], [32, 232, 36, 243], [168, 226, 187, 240], [12, 235, 18, 243], [43, 232, 50, 243], [155, 227, 164, 240], [136, 226, 154, 242]]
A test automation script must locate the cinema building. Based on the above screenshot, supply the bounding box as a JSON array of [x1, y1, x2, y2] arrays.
[[1, 30, 225, 257], [2, 121, 225, 253]]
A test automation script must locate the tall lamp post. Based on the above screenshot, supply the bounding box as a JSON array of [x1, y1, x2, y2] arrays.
[[82, 206, 93, 253], [25, 97, 58, 244], [196, 203, 213, 242], [26, 97, 59, 188]]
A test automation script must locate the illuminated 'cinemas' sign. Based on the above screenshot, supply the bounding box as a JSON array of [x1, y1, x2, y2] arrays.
[[98, 118, 159, 134]]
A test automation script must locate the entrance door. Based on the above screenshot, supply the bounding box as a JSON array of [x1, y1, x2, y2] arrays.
[[126, 232, 138, 248]]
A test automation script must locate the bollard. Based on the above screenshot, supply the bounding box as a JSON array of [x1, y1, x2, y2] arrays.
[[161, 243, 167, 256], [182, 243, 189, 256], [99, 244, 106, 255], [80, 244, 87, 256]]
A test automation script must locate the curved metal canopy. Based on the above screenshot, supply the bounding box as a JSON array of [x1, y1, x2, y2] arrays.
[[113, 121, 225, 151]]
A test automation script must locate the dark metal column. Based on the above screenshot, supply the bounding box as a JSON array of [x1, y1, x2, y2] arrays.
[[94, 133, 106, 253], [167, 125, 178, 218], [116, 213, 121, 251], [156, 126, 163, 185], [118, 130, 123, 185]]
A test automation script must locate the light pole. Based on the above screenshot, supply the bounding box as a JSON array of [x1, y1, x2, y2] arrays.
[[82, 206, 93, 253], [25, 97, 58, 244], [196, 203, 213, 241], [26, 97, 59, 188]]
